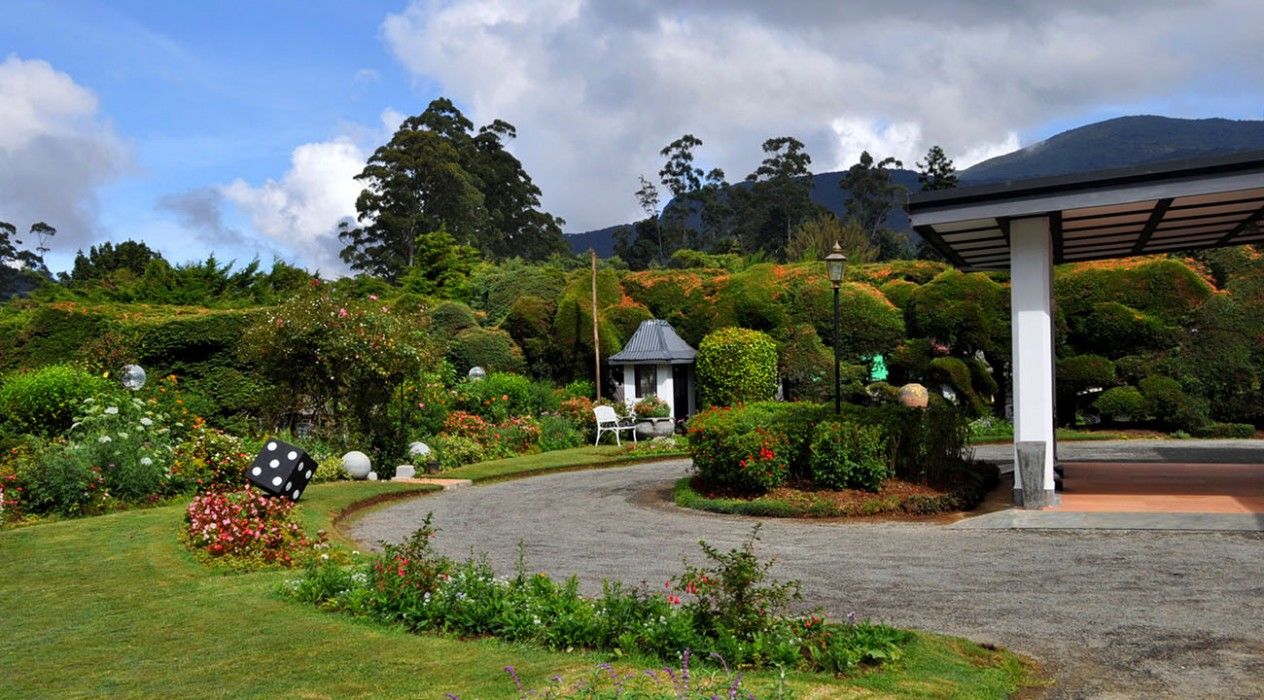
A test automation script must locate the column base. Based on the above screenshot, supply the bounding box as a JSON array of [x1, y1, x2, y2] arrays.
[[1013, 488, 1061, 509]]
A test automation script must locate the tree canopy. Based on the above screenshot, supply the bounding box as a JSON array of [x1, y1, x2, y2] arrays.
[[339, 98, 567, 280]]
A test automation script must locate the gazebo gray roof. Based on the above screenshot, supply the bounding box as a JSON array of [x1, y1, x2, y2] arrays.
[[907, 150, 1264, 270], [608, 319, 696, 365]]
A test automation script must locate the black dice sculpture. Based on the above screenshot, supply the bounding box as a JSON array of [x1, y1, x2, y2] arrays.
[[245, 438, 317, 501]]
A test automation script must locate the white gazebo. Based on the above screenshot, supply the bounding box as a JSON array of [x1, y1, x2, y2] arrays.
[[608, 319, 697, 420], [908, 151, 1264, 507]]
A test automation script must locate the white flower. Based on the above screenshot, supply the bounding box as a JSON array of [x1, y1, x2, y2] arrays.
[[116, 432, 129, 440], [139, 417, 153, 427], [140, 457, 153, 467], [105, 406, 119, 415], [97, 435, 112, 444]]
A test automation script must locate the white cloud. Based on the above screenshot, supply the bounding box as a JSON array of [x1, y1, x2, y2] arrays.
[[0, 55, 131, 250], [380, 0, 1264, 231], [222, 136, 365, 275]]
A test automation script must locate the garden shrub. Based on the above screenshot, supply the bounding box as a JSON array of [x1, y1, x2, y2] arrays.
[[808, 421, 888, 491], [604, 302, 653, 344], [243, 286, 438, 467], [463, 260, 567, 324], [310, 455, 346, 484], [928, 356, 989, 416], [452, 372, 557, 421], [687, 402, 831, 493], [536, 415, 584, 452], [1, 305, 110, 372], [1093, 386, 1147, 422], [69, 395, 177, 502], [446, 327, 526, 376], [1055, 354, 1116, 426], [777, 324, 834, 402], [561, 379, 594, 400], [1055, 258, 1213, 323], [1192, 422, 1256, 439], [16, 443, 99, 516], [696, 327, 778, 408], [0, 364, 112, 437], [429, 300, 479, 336], [439, 411, 542, 460], [1140, 375, 1209, 432], [906, 270, 1009, 359], [878, 278, 919, 311], [791, 278, 906, 361], [169, 420, 252, 493], [502, 294, 556, 377], [558, 396, 597, 437], [183, 488, 325, 568], [1071, 301, 1170, 355], [432, 434, 486, 470], [861, 400, 971, 485]]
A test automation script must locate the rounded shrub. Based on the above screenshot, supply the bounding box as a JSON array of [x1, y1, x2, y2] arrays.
[[696, 327, 778, 408], [1139, 375, 1208, 432], [429, 300, 479, 336], [808, 420, 889, 492], [0, 365, 112, 437], [1093, 386, 1147, 422], [446, 327, 526, 376]]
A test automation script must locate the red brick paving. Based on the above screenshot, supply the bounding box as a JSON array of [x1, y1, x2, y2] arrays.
[[1055, 461, 1264, 513]]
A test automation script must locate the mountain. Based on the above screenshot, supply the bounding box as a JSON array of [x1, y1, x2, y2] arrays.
[[959, 116, 1264, 183], [565, 115, 1264, 255]]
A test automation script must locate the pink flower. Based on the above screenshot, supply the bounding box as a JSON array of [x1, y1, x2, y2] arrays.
[[368, 294, 378, 301], [338, 308, 348, 318], [667, 594, 682, 606]]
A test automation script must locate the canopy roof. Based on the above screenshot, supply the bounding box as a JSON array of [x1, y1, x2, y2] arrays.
[[907, 150, 1264, 270], [608, 319, 696, 365]]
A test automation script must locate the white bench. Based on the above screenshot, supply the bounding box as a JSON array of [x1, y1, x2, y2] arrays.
[[593, 405, 637, 446]]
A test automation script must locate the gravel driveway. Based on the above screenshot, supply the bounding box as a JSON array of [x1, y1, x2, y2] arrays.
[[346, 455, 1264, 699]]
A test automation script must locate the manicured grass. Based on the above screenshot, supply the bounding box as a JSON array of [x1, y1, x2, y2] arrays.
[[441, 444, 688, 483], [0, 480, 1041, 698]]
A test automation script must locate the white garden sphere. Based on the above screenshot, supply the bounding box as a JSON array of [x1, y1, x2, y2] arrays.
[[341, 450, 372, 480], [468, 366, 487, 381], [121, 364, 147, 391], [408, 441, 432, 458]]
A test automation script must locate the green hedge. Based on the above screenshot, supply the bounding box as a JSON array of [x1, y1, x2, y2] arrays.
[[0, 365, 113, 437], [696, 327, 778, 408]]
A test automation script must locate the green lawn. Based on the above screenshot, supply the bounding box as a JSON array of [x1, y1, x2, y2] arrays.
[[441, 444, 689, 482], [0, 481, 1040, 698]]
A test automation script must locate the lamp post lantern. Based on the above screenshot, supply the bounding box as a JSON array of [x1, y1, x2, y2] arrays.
[[824, 242, 847, 414]]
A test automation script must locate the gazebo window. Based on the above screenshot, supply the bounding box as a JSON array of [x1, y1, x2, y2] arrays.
[[635, 365, 657, 397]]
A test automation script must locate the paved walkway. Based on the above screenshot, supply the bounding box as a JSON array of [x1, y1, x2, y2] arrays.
[[346, 452, 1264, 699]]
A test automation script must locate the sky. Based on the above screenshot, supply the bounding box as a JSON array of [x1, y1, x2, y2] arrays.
[[2, 0, 1263, 276]]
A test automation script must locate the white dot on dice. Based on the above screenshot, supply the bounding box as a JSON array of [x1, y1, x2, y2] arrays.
[[251, 467, 261, 476], [305, 470, 313, 480], [287, 451, 297, 461], [269, 459, 279, 468], [285, 482, 292, 491], [272, 476, 282, 486], [267, 441, 277, 451], [292, 489, 301, 499]]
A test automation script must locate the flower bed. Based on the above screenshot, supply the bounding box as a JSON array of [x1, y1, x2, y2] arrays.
[[183, 488, 327, 568], [674, 460, 999, 518], [285, 518, 909, 675]]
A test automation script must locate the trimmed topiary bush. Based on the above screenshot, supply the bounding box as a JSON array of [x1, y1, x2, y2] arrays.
[[1140, 375, 1208, 432], [1093, 386, 1147, 422], [429, 300, 479, 337], [808, 420, 888, 491], [446, 327, 526, 376], [696, 327, 778, 408]]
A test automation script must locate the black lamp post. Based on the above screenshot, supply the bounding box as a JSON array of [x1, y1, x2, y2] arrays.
[[824, 242, 847, 414]]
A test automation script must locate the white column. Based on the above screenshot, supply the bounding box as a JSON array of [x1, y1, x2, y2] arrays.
[[657, 364, 675, 419], [1010, 216, 1057, 494]]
